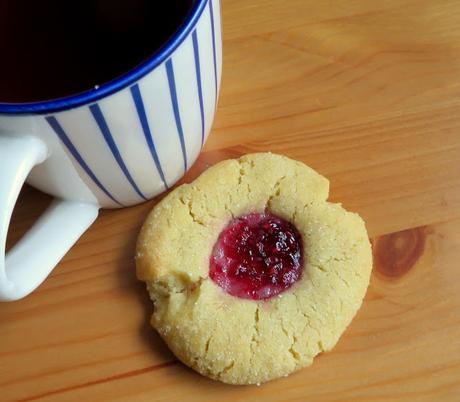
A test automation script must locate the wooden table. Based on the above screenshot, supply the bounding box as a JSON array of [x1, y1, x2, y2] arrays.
[[2, 0, 460, 400]]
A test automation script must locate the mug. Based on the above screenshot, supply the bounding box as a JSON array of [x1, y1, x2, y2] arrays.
[[0, 0, 222, 301]]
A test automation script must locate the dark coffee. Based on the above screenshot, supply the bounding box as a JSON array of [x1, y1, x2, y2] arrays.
[[0, 0, 194, 103]]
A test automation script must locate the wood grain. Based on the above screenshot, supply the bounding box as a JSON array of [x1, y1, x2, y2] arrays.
[[2, 0, 460, 400]]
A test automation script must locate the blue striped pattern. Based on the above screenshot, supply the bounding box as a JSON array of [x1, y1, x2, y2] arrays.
[[89, 103, 148, 201], [209, 0, 218, 105], [130, 84, 168, 189], [45, 116, 123, 206], [44, 0, 220, 206], [192, 30, 206, 147], [165, 59, 188, 172]]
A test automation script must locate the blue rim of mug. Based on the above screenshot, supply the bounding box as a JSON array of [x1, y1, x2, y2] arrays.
[[0, 0, 208, 115]]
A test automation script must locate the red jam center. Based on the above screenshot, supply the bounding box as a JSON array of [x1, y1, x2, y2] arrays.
[[209, 213, 303, 300]]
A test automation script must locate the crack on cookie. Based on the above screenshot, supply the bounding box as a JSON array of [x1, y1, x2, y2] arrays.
[[217, 361, 235, 378], [243, 158, 255, 168], [312, 264, 327, 273], [185, 276, 206, 294], [237, 159, 254, 198], [191, 355, 200, 366], [223, 194, 236, 219], [190, 186, 220, 220], [281, 324, 289, 338], [339, 299, 345, 316], [317, 340, 324, 352], [149, 276, 205, 298], [336, 270, 352, 289], [224, 205, 235, 219], [249, 306, 261, 364], [189, 209, 206, 227], [179, 196, 206, 227], [253, 307, 260, 343], [288, 335, 301, 362], [246, 182, 252, 197], [312, 257, 354, 293], [293, 291, 324, 356], [266, 175, 286, 211], [204, 335, 212, 355], [302, 200, 321, 213], [280, 316, 301, 363], [238, 167, 246, 185], [292, 207, 299, 224]]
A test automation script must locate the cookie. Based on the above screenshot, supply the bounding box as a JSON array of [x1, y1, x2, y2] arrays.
[[136, 153, 372, 385]]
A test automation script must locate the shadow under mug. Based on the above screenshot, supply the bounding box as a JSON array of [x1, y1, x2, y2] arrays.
[[0, 0, 222, 301]]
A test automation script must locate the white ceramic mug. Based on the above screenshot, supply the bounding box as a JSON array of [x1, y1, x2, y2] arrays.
[[0, 0, 222, 301]]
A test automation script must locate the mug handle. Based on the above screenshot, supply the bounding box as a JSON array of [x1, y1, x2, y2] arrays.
[[0, 135, 99, 301]]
